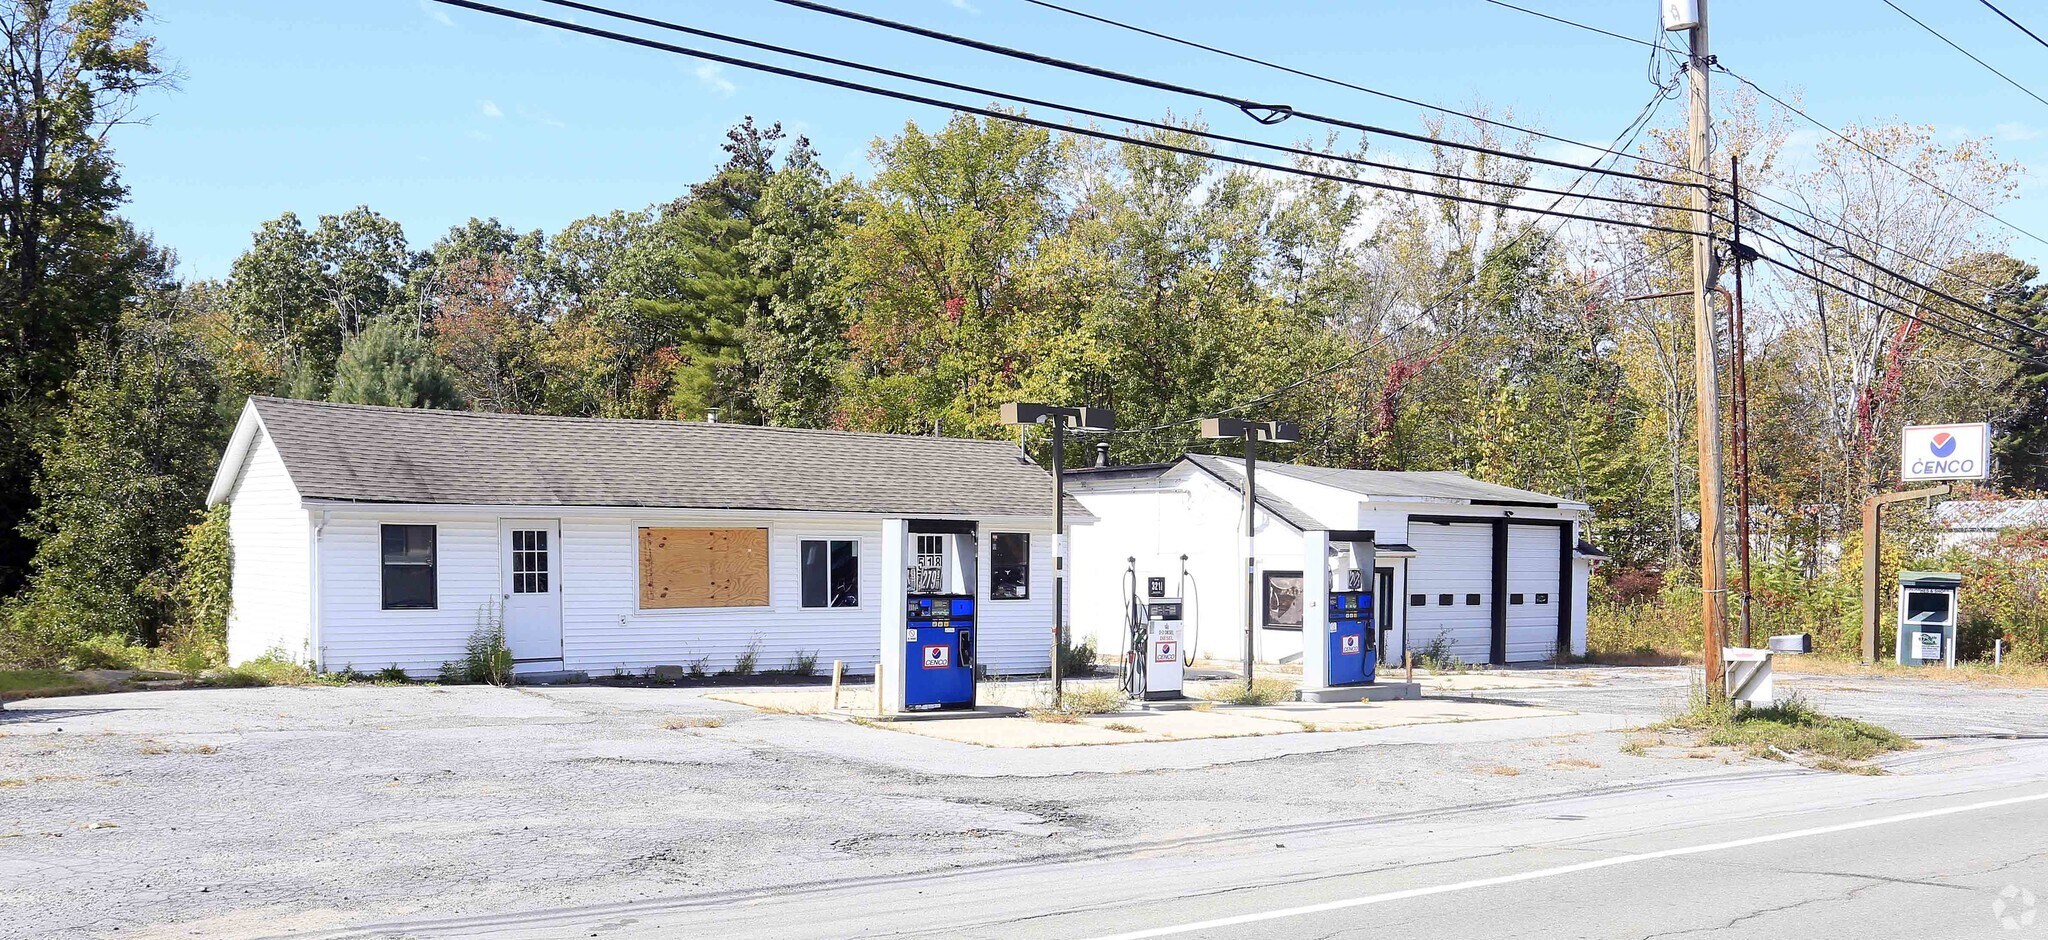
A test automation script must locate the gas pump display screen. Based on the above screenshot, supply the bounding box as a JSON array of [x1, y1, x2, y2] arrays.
[[1147, 602, 1182, 621]]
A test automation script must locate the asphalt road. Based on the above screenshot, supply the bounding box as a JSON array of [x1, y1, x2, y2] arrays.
[[309, 738, 2048, 940]]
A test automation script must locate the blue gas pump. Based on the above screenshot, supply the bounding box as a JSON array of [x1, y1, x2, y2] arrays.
[[904, 594, 976, 710], [1325, 590, 1377, 686]]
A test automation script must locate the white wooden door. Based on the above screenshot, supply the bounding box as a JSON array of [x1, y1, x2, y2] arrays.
[[501, 519, 564, 667]]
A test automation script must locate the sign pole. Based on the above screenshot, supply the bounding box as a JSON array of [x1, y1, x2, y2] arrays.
[[1860, 484, 1950, 664]]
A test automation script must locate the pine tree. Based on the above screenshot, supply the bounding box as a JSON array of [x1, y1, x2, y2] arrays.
[[330, 317, 462, 409], [657, 118, 782, 421]]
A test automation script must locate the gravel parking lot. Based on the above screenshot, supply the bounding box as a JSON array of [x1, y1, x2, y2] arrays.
[[2, 666, 2039, 939]]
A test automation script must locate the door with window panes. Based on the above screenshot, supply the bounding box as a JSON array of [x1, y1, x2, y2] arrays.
[[500, 519, 564, 665]]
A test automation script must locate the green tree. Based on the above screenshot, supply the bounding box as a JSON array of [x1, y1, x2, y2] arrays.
[[9, 315, 225, 651], [657, 117, 783, 421], [743, 136, 853, 427], [0, 0, 167, 592], [330, 316, 462, 409]]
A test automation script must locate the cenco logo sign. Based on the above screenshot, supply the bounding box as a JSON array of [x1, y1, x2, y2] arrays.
[[1908, 431, 1978, 478], [1900, 423, 1990, 482]]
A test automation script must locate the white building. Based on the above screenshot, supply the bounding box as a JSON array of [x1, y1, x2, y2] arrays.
[[1067, 455, 1599, 668], [207, 397, 1068, 678]]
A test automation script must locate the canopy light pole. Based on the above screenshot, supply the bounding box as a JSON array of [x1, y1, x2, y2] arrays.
[[1002, 403, 1115, 704], [1201, 417, 1300, 691]]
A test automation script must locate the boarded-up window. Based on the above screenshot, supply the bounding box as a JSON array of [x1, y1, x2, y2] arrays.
[[638, 527, 769, 609]]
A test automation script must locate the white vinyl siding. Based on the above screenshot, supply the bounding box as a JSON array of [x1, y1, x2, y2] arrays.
[[224, 432, 311, 665], [1406, 523, 1494, 665], [318, 514, 500, 675]]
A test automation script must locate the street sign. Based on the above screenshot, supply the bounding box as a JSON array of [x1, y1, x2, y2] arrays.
[[1900, 423, 1990, 482]]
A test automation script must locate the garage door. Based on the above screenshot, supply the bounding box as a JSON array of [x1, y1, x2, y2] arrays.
[[1406, 523, 1493, 665], [1505, 525, 1563, 662]]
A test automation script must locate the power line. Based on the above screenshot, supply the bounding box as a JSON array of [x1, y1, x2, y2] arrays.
[[1884, 0, 2048, 110], [1978, 0, 2048, 52], [1478, 0, 2048, 252], [1477, 0, 1657, 48], [1019, 0, 2043, 324], [1114, 83, 1686, 436], [1753, 250, 2048, 366], [766, 0, 1700, 191], [1711, 63, 2048, 252], [1733, 196, 2048, 340], [427, 0, 1707, 239], [530, 0, 1697, 217], [1018, 0, 1697, 179]]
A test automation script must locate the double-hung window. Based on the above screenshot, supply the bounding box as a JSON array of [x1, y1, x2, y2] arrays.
[[800, 539, 859, 608], [381, 524, 438, 610]]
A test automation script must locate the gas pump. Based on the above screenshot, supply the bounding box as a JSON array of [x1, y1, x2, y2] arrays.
[[886, 521, 979, 712], [1302, 532, 1378, 696], [1121, 558, 1186, 700]]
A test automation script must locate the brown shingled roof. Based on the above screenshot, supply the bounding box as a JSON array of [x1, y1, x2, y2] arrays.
[[242, 397, 1072, 518]]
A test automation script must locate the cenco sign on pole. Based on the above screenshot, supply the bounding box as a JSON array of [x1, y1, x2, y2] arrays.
[[1899, 423, 1991, 483], [1862, 423, 1990, 663]]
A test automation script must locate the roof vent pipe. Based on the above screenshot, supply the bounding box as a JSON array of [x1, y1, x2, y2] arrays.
[[1095, 441, 1111, 467], [705, 408, 720, 424]]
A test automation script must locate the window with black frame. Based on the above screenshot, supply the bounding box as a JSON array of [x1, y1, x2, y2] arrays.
[[799, 539, 859, 608], [381, 524, 437, 610], [1262, 570, 1304, 630], [991, 532, 1030, 599]]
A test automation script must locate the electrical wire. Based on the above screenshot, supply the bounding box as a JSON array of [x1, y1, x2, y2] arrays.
[[1733, 197, 2048, 340], [1711, 62, 2048, 253], [1018, 0, 1696, 175], [428, 0, 1708, 238], [1478, 0, 1658, 48], [1109, 79, 1685, 437], [1478, 0, 2048, 252], [766, 0, 1700, 191], [1978, 0, 2048, 52], [1752, 251, 2048, 366], [1023, 0, 2038, 327], [1883, 0, 2048, 110], [533, 0, 1698, 217]]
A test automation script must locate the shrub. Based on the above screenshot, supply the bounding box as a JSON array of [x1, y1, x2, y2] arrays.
[[1414, 631, 1468, 672], [62, 632, 146, 670], [376, 665, 411, 683], [729, 636, 762, 677], [1026, 684, 1127, 723], [438, 603, 513, 686], [168, 505, 232, 654], [787, 649, 819, 676], [1059, 636, 1098, 677], [202, 652, 313, 688], [1207, 677, 1296, 706]]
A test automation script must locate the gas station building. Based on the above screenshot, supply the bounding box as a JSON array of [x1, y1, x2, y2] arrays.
[[209, 397, 1076, 681], [1066, 455, 1601, 669]]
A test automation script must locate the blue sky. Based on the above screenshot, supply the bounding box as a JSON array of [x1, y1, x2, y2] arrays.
[[120, 0, 2048, 278]]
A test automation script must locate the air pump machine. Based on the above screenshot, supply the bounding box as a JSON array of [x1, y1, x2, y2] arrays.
[[1122, 556, 1198, 701]]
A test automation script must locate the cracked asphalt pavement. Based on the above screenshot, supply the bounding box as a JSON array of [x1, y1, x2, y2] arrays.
[[2, 665, 2046, 939]]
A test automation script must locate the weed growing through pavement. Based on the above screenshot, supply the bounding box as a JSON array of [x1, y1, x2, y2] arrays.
[[1655, 692, 1913, 770], [1027, 685, 1126, 723], [1206, 678, 1296, 706], [1102, 721, 1143, 734], [660, 716, 725, 730]]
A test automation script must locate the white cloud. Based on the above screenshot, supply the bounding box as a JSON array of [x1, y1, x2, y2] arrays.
[[945, 0, 981, 11], [695, 63, 737, 97], [1994, 121, 2046, 142], [480, 99, 503, 119], [419, 0, 454, 27]]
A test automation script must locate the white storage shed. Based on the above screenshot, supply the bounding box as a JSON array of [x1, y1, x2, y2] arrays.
[[207, 397, 1071, 678], [1066, 455, 1600, 668]]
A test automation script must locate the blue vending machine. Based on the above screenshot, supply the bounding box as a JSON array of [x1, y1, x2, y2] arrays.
[[1325, 590, 1377, 686], [903, 594, 977, 711]]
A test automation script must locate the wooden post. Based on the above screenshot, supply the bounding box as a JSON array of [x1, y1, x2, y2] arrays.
[[1861, 484, 1949, 663], [1404, 649, 1413, 684], [830, 659, 844, 711]]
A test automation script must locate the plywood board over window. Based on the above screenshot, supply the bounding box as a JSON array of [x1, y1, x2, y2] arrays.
[[639, 527, 769, 609]]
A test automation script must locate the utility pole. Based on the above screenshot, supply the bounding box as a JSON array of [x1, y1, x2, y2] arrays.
[[1002, 403, 1115, 705], [1730, 157, 1754, 648], [1202, 418, 1300, 691], [1675, 0, 1728, 695]]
